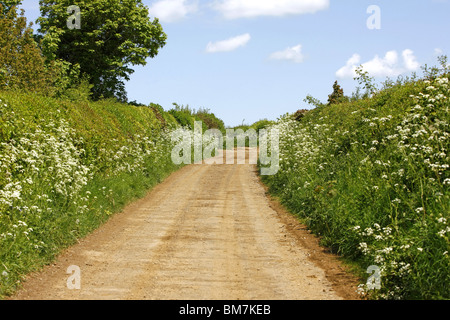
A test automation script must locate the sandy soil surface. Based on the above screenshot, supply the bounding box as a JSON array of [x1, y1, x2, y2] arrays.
[[10, 148, 360, 300]]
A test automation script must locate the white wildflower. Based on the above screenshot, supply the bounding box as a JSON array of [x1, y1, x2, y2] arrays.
[[437, 217, 447, 224]]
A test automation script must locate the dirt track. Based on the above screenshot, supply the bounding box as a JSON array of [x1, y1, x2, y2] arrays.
[[11, 148, 360, 300]]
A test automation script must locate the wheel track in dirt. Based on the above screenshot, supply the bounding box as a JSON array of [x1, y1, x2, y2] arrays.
[[10, 148, 360, 300]]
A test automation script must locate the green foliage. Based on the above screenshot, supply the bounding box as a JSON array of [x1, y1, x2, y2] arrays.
[[421, 55, 450, 81], [0, 0, 21, 15], [37, 0, 167, 101], [0, 1, 227, 299], [0, 4, 50, 93], [0, 4, 90, 100], [0, 91, 183, 298], [169, 103, 209, 132], [251, 119, 274, 133], [327, 81, 347, 105], [261, 70, 450, 300], [148, 103, 177, 128], [169, 103, 197, 129], [303, 94, 324, 108], [195, 107, 226, 134], [354, 65, 378, 99], [46, 59, 93, 101], [293, 109, 309, 121], [224, 119, 273, 149]]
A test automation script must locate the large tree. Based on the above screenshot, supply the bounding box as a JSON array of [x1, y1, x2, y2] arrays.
[[37, 0, 167, 101], [0, 0, 22, 15], [0, 2, 51, 92]]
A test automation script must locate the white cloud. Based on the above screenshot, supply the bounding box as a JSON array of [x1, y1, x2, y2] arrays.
[[148, 0, 198, 23], [336, 50, 420, 79], [336, 54, 362, 79], [213, 0, 329, 19], [206, 33, 251, 53], [269, 44, 304, 63], [434, 48, 444, 56], [402, 49, 420, 71]]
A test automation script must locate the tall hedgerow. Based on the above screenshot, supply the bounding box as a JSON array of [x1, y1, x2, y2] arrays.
[[261, 69, 449, 300], [0, 92, 177, 297]]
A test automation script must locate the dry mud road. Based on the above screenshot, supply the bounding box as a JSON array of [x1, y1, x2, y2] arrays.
[[11, 148, 359, 300]]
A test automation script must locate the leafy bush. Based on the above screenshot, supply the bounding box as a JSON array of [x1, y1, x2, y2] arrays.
[[46, 59, 93, 101], [251, 119, 275, 133], [169, 103, 208, 132], [195, 108, 226, 134]]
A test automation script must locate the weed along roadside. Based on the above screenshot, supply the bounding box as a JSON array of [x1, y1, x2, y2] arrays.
[[259, 73, 450, 300]]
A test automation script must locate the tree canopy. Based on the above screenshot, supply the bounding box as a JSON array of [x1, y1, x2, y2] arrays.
[[0, 2, 50, 92], [38, 0, 167, 102], [0, 0, 22, 15]]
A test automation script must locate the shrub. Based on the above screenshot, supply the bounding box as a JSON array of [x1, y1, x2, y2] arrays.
[[169, 103, 208, 132], [195, 108, 226, 134], [327, 81, 347, 105]]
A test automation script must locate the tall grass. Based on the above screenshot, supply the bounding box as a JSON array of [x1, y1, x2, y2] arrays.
[[261, 74, 449, 300]]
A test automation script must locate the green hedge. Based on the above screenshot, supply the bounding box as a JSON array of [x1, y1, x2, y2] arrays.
[[261, 75, 450, 300], [0, 91, 182, 297]]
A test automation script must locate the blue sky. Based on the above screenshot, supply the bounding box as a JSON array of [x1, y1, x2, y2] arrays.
[[20, 0, 450, 127]]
